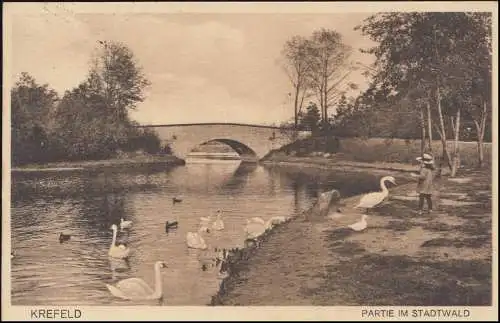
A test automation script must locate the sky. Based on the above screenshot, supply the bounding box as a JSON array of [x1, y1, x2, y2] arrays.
[[9, 6, 379, 126]]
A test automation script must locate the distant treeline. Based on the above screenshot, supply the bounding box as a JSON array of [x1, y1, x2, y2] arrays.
[[11, 41, 169, 166]]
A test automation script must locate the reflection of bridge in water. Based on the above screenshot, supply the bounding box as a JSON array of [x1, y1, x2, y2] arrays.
[[136, 123, 310, 162]]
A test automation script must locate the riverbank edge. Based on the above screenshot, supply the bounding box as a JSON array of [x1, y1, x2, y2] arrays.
[[10, 155, 186, 172], [259, 157, 420, 174], [208, 160, 421, 306]]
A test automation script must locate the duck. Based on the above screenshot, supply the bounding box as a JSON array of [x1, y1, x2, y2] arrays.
[[120, 218, 133, 230], [59, 232, 71, 243], [109, 224, 131, 259], [354, 176, 396, 209], [186, 227, 208, 250], [172, 197, 183, 205], [106, 261, 167, 301], [348, 214, 368, 232], [212, 210, 224, 231], [11, 250, 15, 259], [165, 221, 178, 232]]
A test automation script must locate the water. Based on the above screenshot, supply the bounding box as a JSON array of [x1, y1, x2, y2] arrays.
[[10, 159, 400, 306]]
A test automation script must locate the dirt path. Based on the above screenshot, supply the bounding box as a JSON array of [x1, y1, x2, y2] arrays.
[[211, 168, 493, 306]]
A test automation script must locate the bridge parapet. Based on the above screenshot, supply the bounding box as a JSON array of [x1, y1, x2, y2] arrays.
[[136, 123, 311, 162]]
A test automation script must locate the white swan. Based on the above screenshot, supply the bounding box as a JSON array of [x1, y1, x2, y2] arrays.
[[348, 214, 368, 232], [198, 248, 218, 270], [244, 220, 267, 240], [120, 218, 133, 230], [199, 215, 212, 233], [186, 227, 208, 250], [212, 210, 224, 231], [109, 224, 131, 259], [354, 176, 396, 209], [106, 261, 167, 301]]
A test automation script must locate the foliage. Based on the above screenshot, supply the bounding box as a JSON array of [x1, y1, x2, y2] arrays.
[[281, 29, 356, 127], [352, 12, 492, 169], [11, 73, 59, 164], [11, 42, 163, 166], [298, 102, 321, 134]]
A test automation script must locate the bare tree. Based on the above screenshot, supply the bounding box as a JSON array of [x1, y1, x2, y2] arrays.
[[281, 36, 313, 128], [307, 29, 353, 126]]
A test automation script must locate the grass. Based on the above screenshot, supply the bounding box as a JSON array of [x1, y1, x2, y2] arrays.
[[263, 136, 492, 169], [210, 166, 493, 306]]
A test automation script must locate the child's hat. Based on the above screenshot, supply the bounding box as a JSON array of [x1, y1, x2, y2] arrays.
[[416, 153, 434, 164]]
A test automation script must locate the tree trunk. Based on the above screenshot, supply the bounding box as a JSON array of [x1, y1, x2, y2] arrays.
[[420, 107, 426, 156], [474, 100, 488, 167], [450, 108, 461, 177], [293, 85, 300, 128], [426, 100, 433, 152], [435, 82, 452, 171]]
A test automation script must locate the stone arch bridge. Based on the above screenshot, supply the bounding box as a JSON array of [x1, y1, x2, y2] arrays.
[[136, 123, 310, 162]]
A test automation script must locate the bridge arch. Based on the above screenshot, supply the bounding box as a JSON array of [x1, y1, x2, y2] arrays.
[[188, 139, 258, 161], [136, 123, 311, 162]]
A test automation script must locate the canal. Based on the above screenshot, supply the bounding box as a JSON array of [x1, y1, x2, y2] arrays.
[[10, 159, 399, 306]]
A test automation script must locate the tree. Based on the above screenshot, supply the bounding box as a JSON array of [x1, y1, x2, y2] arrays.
[[11, 73, 59, 165], [92, 40, 151, 120], [51, 81, 118, 160], [461, 13, 492, 167], [356, 12, 492, 172], [307, 29, 354, 126], [281, 36, 313, 128], [299, 102, 321, 135]]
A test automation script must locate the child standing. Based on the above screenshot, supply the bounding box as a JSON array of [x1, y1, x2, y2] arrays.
[[411, 153, 435, 215]]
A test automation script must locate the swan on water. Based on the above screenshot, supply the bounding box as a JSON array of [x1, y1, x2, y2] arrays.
[[109, 224, 131, 259], [106, 261, 167, 301], [186, 227, 208, 250], [212, 210, 224, 231], [354, 176, 396, 209], [199, 215, 211, 233], [120, 218, 133, 230], [198, 248, 218, 270], [348, 214, 368, 232]]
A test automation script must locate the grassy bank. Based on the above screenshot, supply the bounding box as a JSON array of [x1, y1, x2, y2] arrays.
[[11, 154, 185, 172], [211, 167, 493, 306], [264, 137, 492, 169]]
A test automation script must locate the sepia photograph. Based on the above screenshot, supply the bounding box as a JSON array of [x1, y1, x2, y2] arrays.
[[2, 1, 497, 321]]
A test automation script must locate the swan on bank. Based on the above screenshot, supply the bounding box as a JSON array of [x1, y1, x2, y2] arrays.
[[106, 261, 167, 301], [354, 176, 396, 209], [348, 214, 368, 232]]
